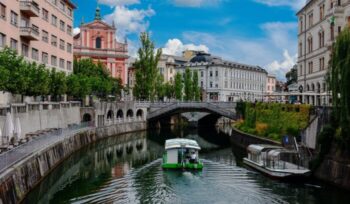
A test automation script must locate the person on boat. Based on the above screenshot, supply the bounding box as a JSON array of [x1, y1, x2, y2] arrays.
[[190, 151, 197, 163]]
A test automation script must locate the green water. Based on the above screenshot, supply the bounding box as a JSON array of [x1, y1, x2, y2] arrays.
[[24, 127, 350, 204]]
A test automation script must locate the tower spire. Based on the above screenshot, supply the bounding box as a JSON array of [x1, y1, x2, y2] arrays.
[[95, 4, 101, 20]]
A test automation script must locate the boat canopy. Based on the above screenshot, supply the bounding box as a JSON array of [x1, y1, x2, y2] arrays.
[[247, 144, 282, 154], [267, 149, 298, 159], [165, 139, 201, 150]]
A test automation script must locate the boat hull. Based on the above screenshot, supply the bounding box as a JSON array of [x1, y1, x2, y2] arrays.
[[162, 162, 203, 170], [243, 158, 310, 179]]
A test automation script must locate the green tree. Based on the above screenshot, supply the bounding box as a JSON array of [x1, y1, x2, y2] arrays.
[[49, 69, 67, 101], [155, 74, 165, 100], [164, 82, 175, 100], [28, 63, 50, 97], [285, 65, 297, 86], [329, 28, 350, 146], [183, 68, 193, 101], [133, 32, 162, 101], [0, 66, 10, 92], [192, 70, 200, 101], [174, 72, 183, 100]]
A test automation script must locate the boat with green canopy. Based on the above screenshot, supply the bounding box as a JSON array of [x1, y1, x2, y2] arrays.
[[162, 139, 203, 170]]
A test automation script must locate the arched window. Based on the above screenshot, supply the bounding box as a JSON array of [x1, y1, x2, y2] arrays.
[[96, 37, 101, 49]]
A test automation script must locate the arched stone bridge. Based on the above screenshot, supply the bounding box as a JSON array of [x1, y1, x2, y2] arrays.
[[81, 101, 237, 127]]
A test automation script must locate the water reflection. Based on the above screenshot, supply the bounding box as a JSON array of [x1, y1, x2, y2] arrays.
[[24, 127, 350, 204]]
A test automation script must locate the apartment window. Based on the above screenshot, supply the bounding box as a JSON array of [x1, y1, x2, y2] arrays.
[[210, 81, 213, 88], [42, 30, 48, 42], [59, 1, 65, 12], [319, 4, 325, 21], [0, 33, 5, 47], [319, 31, 324, 48], [320, 57, 325, 71], [51, 15, 57, 26], [67, 43, 72, 53], [215, 70, 218, 77], [42, 52, 48, 64], [299, 42, 302, 56], [67, 25, 72, 35], [51, 35, 57, 46], [60, 20, 65, 31], [338, 26, 342, 34], [299, 17, 303, 33], [21, 44, 29, 57], [299, 65, 303, 76], [10, 38, 17, 51], [51, 0, 57, 5], [67, 61, 72, 70], [59, 39, 65, 50], [0, 3, 6, 20], [32, 48, 39, 61], [51, 55, 57, 66], [10, 11, 18, 27], [67, 8, 73, 17], [210, 71, 213, 77], [307, 36, 313, 53], [308, 13, 313, 28], [308, 61, 313, 74], [337, 0, 341, 6], [59, 58, 65, 69], [42, 9, 48, 21]]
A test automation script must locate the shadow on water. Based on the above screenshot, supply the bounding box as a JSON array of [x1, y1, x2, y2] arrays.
[[23, 125, 350, 204]]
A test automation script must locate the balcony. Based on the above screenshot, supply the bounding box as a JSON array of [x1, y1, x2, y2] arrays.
[[20, 27, 39, 41], [20, 1, 40, 17]]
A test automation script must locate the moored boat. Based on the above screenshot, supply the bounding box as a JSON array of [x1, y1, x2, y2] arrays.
[[243, 144, 311, 179], [162, 139, 203, 170]]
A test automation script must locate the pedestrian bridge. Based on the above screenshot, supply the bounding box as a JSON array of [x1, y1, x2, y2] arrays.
[[146, 102, 237, 121]]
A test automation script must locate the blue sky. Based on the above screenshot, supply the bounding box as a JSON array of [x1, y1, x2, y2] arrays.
[[71, 0, 306, 80]]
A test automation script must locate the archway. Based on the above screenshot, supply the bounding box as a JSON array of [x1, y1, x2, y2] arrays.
[[107, 110, 114, 120], [126, 109, 134, 118], [82, 113, 92, 122], [117, 109, 124, 119], [136, 109, 143, 119]]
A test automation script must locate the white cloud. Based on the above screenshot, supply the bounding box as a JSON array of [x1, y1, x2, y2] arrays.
[[254, 0, 306, 11], [181, 21, 298, 80], [162, 39, 209, 56], [98, 0, 139, 7], [171, 0, 223, 7], [73, 27, 80, 35], [104, 6, 155, 39]]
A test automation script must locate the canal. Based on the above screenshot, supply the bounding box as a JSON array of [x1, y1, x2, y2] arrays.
[[24, 126, 350, 204]]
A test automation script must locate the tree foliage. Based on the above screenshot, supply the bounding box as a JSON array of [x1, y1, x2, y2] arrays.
[[133, 32, 162, 101], [174, 72, 183, 100], [183, 68, 193, 101], [328, 28, 350, 145], [285, 65, 297, 86], [192, 70, 200, 101]]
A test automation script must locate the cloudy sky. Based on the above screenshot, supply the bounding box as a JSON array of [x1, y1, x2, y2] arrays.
[[72, 0, 306, 80]]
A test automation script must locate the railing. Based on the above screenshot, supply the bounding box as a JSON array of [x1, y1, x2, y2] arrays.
[[19, 1, 40, 14], [20, 26, 39, 37]]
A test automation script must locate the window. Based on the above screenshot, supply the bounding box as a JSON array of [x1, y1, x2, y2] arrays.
[[42, 52, 48, 64], [308, 61, 313, 74], [308, 36, 313, 53], [338, 26, 342, 34], [299, 42, 302, 56], [67, 43, 72, 53], [337, 0, 341, 6], [51, 55, 57, 66], [10, 38, 17, 51], [201, 71, 203, 77], [42, 30, 48, 42], [67, 8, 73, 17], [319, 31, 324, 48], [67, 25, 72, 35], [42, 9, 48, 21], [51, 0, 57, 5], [210, 71, 213, 77], [320, 57, 325, 71], [51, 35, 57, 46], [59, 58, 65, 69], [51, 15, 57, 26], [21, 44, 29, 57], [210, 81, 213, 88], [59, 39, 65, 50], [10, 11, 18, 26], [60, 20, 65, 31], [308, 13, 313, 28], [0, 3, 6, 20], [215, 70, 218, 77], [319, 4, 325, 21], [67, 61, 72, 70], [299, 17, 303, 33], [32, 48, 39, 60], [299, 65, 303, 76], [0, 33, 5, 47], [59, 1, 65, 12], [201, 81, 203, 87], [96, 37, 101, 48]]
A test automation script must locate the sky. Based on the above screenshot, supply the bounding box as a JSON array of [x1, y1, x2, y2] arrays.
[[71, 0, 306, 80]]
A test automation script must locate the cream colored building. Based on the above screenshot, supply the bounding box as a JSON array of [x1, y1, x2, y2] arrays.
[[297, 0, 350, 106], [0, 0, 76, 73], [158, 54, 187, 83]]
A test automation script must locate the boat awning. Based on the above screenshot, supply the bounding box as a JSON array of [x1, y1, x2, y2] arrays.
[[267, 149, 298, 159], [165, 139, 201, 150], [247, 144, 282, 154]]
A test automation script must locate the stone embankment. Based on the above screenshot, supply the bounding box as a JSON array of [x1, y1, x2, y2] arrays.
[[0, 121, 147, 204], [230, 127, 280, 149]]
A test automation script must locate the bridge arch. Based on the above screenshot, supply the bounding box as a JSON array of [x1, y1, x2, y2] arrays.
[[126, 109, 134, 118], [107, 110, 114, 120], [116, 109, 124, 119], [82, 113, 92, 122], [136, 109, 143, 118]]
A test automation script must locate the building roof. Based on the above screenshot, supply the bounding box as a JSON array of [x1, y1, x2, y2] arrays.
[[64, 0, 77, 9]]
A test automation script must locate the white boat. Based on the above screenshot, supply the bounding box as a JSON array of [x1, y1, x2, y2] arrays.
[[243, 144, 311, 179]]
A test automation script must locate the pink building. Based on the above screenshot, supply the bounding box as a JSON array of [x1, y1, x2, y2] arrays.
[[73, 7, 128, 85], [0, 0, 76, 74]]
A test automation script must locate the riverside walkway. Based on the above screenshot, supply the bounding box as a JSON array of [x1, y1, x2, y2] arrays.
[[0, 124, 94, 175]]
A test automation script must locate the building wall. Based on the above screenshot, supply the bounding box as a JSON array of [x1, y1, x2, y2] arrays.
[[0, 0, 75, 74], [297, 0, 350, 106], [266, 75, 276, 94]]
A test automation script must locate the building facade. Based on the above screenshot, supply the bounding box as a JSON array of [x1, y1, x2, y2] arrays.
[[177, 52, 268, 102], [157, 54, 187, 83], [266, 74, 276, 95], [297, 0, 350, 106], [73, 7, 128, 85], [0, 0, 76, 73]]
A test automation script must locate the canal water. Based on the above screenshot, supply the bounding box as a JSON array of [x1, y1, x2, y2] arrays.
[[24, 126, 350, 204]]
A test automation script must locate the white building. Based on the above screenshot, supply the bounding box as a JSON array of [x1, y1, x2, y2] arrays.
[[158, 54, 187, 83], [177, 52, 268, 102], [297, 0, 350, 106]]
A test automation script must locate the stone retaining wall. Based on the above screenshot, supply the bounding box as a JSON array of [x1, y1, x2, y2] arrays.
[[0, 122, 147, 204], [230, 127, 280, 149]]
